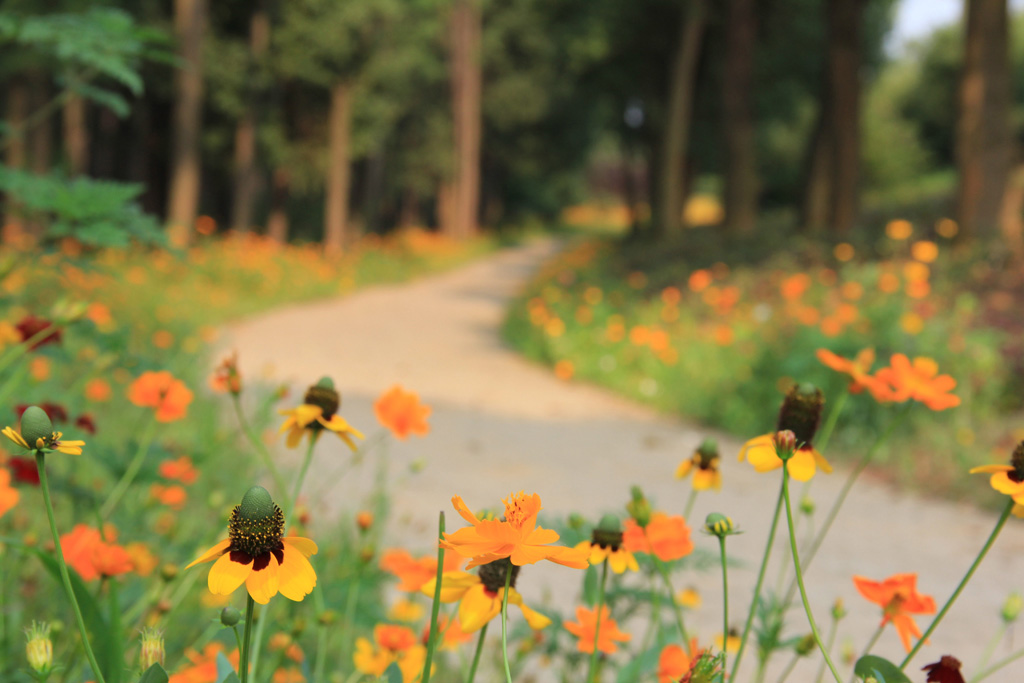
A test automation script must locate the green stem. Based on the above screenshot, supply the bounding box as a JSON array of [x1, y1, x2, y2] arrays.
[[683, 488, 699, 520], [586, 559, 610, 683], [783, 467, 842, 683], [813, 611, 841, 683], [783, 407, 910, 607], [36, 451, 107, 683], [501, 564, 514, 683], [977, 622, 1007, 669], [248, 601, 269, 683], [232, 394, 288, 501], [100, 418, 158, 519], [776, 651, 801, 683], [287, 438, 317, 528], [465, 624, 488, 683], [0, 322, 62, 377], [639, 568, 661, 654], [814, 389, 849, 454], [900, 499, 1015, 670], [240, 595, 255, 683], [718, 536, 730, 674], [421, 512, 447, 683], [730, 475, 786, 683], [652, 555, 690, 652], [313, 591, 329, 683], [847, 625, 885, 683], [969, 646, 1024, 683]]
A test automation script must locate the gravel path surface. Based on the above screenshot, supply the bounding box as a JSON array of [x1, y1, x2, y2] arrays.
[[223, 239, 1024, 682]]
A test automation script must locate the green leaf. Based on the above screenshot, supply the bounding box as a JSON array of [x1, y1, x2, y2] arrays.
[[32, 549, 120, 682], [139, 663, 169, 683], [215, 652, 236, 683], [854, 655, 913, 683], [219, 674, 241, 683], [385, 662, 403, 683]]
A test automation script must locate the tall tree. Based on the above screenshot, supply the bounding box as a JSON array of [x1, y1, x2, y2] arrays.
[[166, 0, 207, 245], [956, 0, 1012, 242], [443, 0, 482, 239], [801, 0, 864, 235], [722, 0, 758, 235], [657, 0, 707, 238], [230, 6, 270, 233]]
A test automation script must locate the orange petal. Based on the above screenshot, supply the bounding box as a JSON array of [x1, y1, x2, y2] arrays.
[[246, 553, 280, 604]]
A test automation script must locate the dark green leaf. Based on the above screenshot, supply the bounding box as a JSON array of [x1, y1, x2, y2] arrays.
[[139, 663, 169, 683], [854, 655, 913, 683], [385, 662, 403, 683]]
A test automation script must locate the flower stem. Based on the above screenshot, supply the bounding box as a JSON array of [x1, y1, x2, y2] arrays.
[[783, 406, 910, 606], [814, 609, 842, 683], [36, 451, 107, 683], [814, 389, 849, 454], [652, 555, 690, 652], [900, 498, 1015, 670], [783, 468, 842, 683], [465, 624, 488, 683], [729, 474, 785, 683], [232, 394, 288, 500], [968, 645, 1024, 683], [718, 535, 730, 674], [240, 595, 255, 683], [586, 559, 610, 683], [287, 438, 317, 528], [501, 564, 514, 683], [683, 488, 699, 520], [847, 624, 885, 683], [100, 417, 157, 519], [312, 586, 329, 683], [421, 511, 447, 683]]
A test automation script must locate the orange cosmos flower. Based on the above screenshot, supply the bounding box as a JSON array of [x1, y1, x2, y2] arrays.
[[657, 641, 702, 683], [158, 455, 198, 484], [60, 524, 134, 581], [374, 385, 431, 440], [853, 573, 936, 652], [380, 549, 463, 592], [84, 378, 112, 402], [423, 614, 474, 650], [564, 605, 631, 654], [440, 491, 589, 570], [128, 371, 193, 422], [622, 513, 693, 562], [873, 354, 960, 410], [816, 348, 888, 397], [0, 468, 19, 519], [150, 483, 187, 510], [353, 624, 427, 682], [168, 643, 239, 683]]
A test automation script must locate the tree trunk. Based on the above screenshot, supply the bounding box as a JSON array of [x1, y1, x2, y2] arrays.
[[323, 81, 353, 253], [445, 0, 482, 239], [166, 0, 207, 246], [398, 188, 421, 229], [957, 0, 1012, 241], [800, 111, 833, 233], [230, 7, 269, 234], [63, 94, 88, 176], [657, 0, 707, 238], [999, 163, 1024, 259], [722, 0, 758, 235], [828, 0, 862, 235], [266, 167, 291, 243], [2, 78, 30, 243]]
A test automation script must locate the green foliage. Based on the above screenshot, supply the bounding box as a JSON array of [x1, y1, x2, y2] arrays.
[[0, 168, 165, 248], [862, 62, 934, 190], [138, 663, 169, 683], [853, 655, 912, 683]]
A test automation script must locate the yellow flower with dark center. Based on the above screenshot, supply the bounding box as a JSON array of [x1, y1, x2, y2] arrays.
[[738, 384, 832, 482], [186, 486, 317, 604], [574, 515, 638, 574], [3, 406, 84, 455], [676, 438, 722, 490], [278, 377, 364, 450], [421, 558, 551, 633], [970, 440, 1024, 517]]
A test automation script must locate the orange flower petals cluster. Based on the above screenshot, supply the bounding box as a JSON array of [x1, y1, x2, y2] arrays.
[[128, 371, 193, 422], [816, 348, 882, 395], [159, 455, 199, 484], [374, 385, 431, 440], [440, 492, 589, 570], [622, 513, 694, 562], [853, 573, 936, 652], [564, 605, 632, 654], [873, 354, 960, 410], [61, 524, 135, 581], [168, 643, 239, 683], [380, 549, 463, 592], [0, 468, 19, 519], [657, 641, 702, 683]]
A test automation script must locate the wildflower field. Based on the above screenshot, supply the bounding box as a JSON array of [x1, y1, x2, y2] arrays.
[[0, 221, 1023, 683]]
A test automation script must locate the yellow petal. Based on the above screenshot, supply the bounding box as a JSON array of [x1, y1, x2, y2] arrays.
[[810, 448, 832, 474], [738, 434, 772, 462], [285, 426, 304, 449], [675, 460, 693, 479], [3, 427, 28, 450], [744, 441, 782, 473], [458, 584, 500, 632], [186, 539, 231, 569], [277, 544, 317, 601], [970, 464, 1013, 474], [423, 571, 478, 603], [283, 537, 318, 558], [246, 553, 280, 604], [208, 551, 252, 595], [786, 450, 817, 482]]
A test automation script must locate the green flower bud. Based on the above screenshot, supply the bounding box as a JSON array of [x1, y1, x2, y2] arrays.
[[1002, 592, 1022, 623], [794, 633, 816, 656], [799, 496, 816, 516], [20, 407, 53, 450], [704, 512, 737, 538], [139, 627, 165, 669], [773, 430, 797, 461], [626, 486, 652, 527], [220, 606, 241, 627], [25, 622, 52, 675]]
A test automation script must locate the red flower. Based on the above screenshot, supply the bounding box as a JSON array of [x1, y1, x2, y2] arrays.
[[16, 403, 68, 424], [7, 457, 39, 485], [75, 414, 97, 435], [15, 315, 61, 349]]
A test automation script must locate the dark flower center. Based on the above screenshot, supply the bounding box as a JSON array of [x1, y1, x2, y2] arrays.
[[776, 383, 824, 449], [1010, 441, 1024, 483], [228, 502, 285, 560], [304, 385, 340, 420], [591, 527, 623, 551], [478, 558, 520, 595]]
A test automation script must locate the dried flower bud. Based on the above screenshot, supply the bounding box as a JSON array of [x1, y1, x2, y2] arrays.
[[773, 430, 797, 461], [139, 627, 165, 669]]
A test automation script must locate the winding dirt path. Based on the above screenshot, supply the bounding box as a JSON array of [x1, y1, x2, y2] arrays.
[[223, 239, 1024, 682]]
